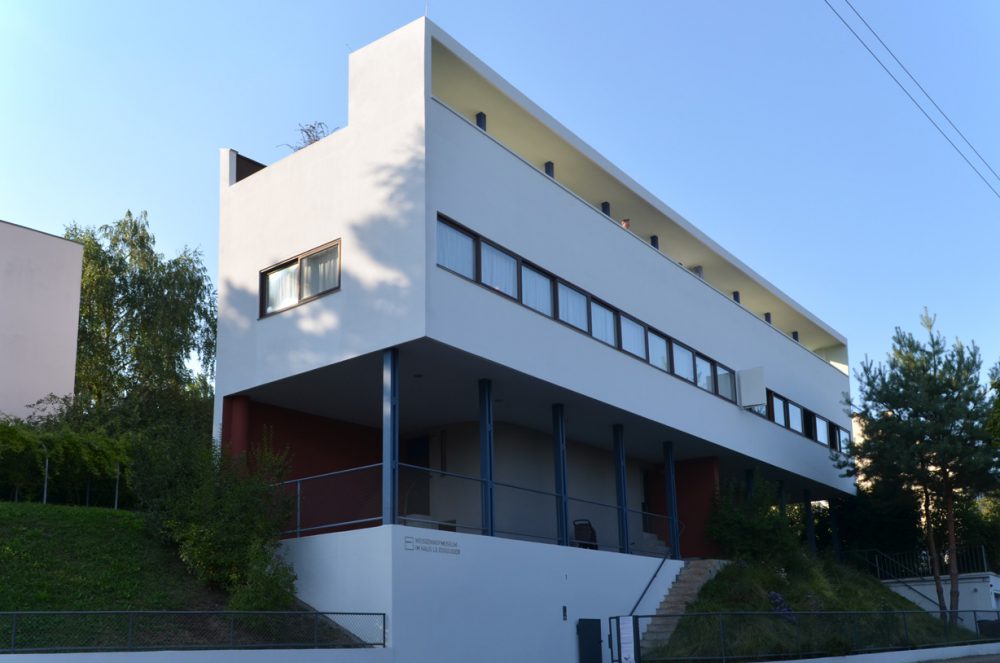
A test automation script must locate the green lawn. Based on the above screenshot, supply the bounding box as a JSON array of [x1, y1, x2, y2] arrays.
[[646, 554, 984, 661], [0, 501, 226, 611]]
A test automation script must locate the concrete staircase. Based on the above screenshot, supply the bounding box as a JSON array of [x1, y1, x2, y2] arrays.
[[641, 559, 728, 654]]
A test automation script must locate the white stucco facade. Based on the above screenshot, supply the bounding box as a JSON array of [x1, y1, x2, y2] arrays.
[[0, 221, 82, 419], [213, 17, 855, 663]]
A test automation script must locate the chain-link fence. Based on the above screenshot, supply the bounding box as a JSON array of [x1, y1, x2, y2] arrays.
[[611, 609, 1000, 662], [0, 611, 385, 653]]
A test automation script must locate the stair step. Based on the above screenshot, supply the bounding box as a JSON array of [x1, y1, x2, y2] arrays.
[[639, 559, 728, 649]]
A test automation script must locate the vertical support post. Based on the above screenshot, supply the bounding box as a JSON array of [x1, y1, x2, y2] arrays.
[[663, 440, 682, 560], [475, 112, 487, 130], [830, 500, 842, 562], [479, 379, 495, 537], [650, 235, 660, 250], [381, 348, 399, 526], [803, 488, 816, 555], [127, 612, 134, 649], [613, 424, 629, 554], [552, 404, 569, 546], [732, 290, 741, 304], [296, 481, 302, 538], [544, 161, 555, 177], [601, 201, 611, 216], [764, 312, 772, 324]]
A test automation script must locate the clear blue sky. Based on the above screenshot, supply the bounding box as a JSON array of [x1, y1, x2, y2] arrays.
[[3, 0, 999, 388]]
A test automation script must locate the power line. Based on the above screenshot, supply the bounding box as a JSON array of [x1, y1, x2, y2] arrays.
[[821, 0, 1000, 201], [842, 0, 1000, 186]]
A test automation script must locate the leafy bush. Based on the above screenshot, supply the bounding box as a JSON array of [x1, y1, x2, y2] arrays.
[[166, 443, 296, 609], [707, 474, 800, 563]]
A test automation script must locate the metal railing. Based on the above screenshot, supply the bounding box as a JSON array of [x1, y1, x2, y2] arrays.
[[0, 611, 386, 654], [856, 546, 991, 580], [610, 609, 1000, 662], [279, 462, 678, 558]]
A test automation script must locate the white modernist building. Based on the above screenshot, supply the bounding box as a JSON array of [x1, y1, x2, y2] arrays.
[[214, 18, 853, 663], [0, 220, 83, 419]]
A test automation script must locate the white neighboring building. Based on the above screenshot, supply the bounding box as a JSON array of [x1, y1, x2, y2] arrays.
[[0, 220, 83, 419], [214, 18, 854, 663]]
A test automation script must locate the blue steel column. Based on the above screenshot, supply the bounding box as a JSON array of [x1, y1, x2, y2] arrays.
[[552, 404, 569, 546], [803, 488, 817, 555], [613, 424, 629, 554], [381, 349, 399, 525], [663, 440, 682, 560], [479, 379, 495, 537]]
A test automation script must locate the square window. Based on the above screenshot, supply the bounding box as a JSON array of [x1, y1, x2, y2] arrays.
[[301, 244, 340, 299]]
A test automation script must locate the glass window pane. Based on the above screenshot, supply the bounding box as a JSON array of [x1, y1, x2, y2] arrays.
[[437, 221, 475, 278], [557, 283, 588, 331], [772, 395, 786, 427], [695, 356, 714, 392], [621, 317, 645, 358], [301, 245, 340, 299], [266, 263, 298, 313], [838, 428, 851, 453], [648, 332, 668, 371], [480, 243, 517, 297], [672, 343, 694, 382], [788, 403, 803, 433], [717, 366, 735, 401], [815, 416, 830, 445], [521, 266, 552, 316], [591, 302, 616, 346]]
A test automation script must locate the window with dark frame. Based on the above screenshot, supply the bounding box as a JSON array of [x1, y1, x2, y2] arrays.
[[620, 315, 646, 359], [433, 212, 848, 446], [261, 239, 341, 316], [672, 343, 695, 382], [591, 300, 617, 346]]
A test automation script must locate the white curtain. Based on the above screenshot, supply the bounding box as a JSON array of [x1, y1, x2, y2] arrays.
[[591, 303, 616, 345], [437, 221, 475, 278], [522, 266, 552, 315], [648, 333, 668, 371], [558, 284, 588, 330], [621, 317, 645, 357], [303, 246, 340, 298], [266, 264, 299, 313], [481, 244, 517, 297]]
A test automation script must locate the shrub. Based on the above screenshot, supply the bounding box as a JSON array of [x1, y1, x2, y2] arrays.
[[708, 473, 800, 563]]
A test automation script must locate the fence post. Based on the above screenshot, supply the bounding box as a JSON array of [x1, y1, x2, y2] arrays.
[[114, 466, 120, 510], [229, 614, 235, 647], [10, 613, 16, 652], [902, 611, 910, 646], [719, 613, 727, 663], [296, 482, 302, 538], [127, 612, 134, 649], [313, 612, 319, 646], [851, 612, 860, 654]]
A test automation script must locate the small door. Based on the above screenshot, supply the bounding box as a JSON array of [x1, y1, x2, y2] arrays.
[[577, 618, 602, 663]]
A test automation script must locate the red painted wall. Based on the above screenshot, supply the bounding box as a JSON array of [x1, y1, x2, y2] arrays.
[[644, 456, 720, 558], [222, 398, 383, 536]]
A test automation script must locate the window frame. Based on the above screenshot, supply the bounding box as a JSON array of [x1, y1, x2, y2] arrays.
[[671, 341, 696, 383], [619, 313, 648, 360], [436, 217, 478, 281], [520, 262, 555, 317], [694, 353, 715, 393], [716, 363, 736, 402], [589, 297, 618, 347], [259, 238, 342, 318], [478, 238, 520, 301], [555, 279, 591, 333]]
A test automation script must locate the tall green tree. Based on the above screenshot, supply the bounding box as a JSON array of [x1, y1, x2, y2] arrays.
[[65, 210, 216, 410], [847, 311, 998, 621]]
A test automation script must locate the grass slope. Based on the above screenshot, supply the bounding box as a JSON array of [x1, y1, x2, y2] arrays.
[[0, 501, 225, 611], [653, 555, 976, 660]]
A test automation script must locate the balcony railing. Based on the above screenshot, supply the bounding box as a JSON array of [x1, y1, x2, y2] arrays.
[[279, 461, 677, 558]]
